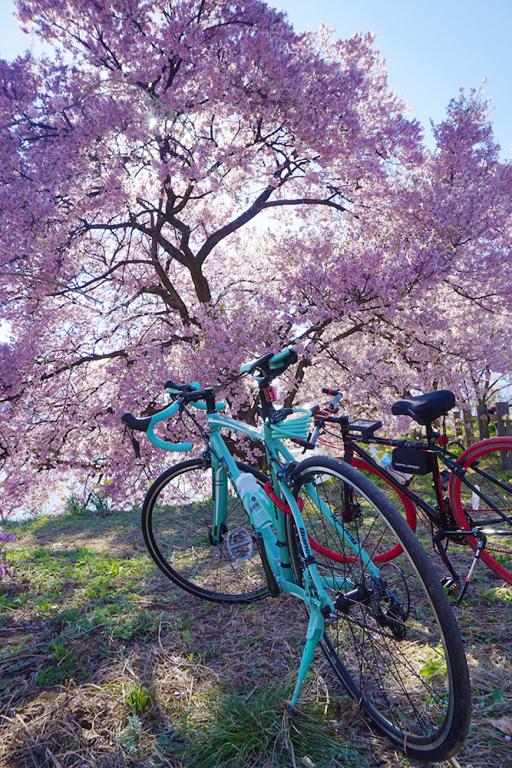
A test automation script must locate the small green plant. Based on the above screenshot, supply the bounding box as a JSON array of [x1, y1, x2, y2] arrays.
[[109, 607, 157, 640], [36, 638, 88, 686], [155, 726, 183, 755], [494, 552, 512, 567], [1, 592, 30, 609], [65, 495, 86, 516], [123, 682, 153, 715], [419, 657, 448, 680], [87, 490, 112, 517], [34, 594, 60, 616], [484, 586, 512, 603], [180, 614, 193, 642], [58, 606, 82, 626], [116, 715, 143, 755], [490, 688, 505, 704]]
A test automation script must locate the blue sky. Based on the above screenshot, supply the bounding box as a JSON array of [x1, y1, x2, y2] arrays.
[[271, 0, 512, 156], [1, 0, 511, 156]]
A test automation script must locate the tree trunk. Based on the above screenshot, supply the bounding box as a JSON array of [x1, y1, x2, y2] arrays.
[[496, 401, 512, 470]]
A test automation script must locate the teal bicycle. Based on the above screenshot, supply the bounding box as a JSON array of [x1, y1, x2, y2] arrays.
[[122, 348, 471, 761]]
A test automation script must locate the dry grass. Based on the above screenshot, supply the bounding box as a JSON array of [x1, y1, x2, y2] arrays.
[[0, 506, 511, 768]]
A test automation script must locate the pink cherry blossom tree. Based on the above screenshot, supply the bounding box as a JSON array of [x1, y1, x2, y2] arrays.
[[286, 90, 512, 419], [0, 1, 510, 514]]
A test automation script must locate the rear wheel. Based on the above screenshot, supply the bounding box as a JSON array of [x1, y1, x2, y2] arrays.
[[142, 458, 270, 603], [287, 457, 471, 762], [450, 437, 512, 584]]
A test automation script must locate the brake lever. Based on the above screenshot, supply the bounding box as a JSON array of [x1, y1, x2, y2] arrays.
[[124, 426, 141, 459], [299, 424, 322, 454]]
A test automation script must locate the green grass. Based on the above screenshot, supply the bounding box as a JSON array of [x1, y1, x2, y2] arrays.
[[122, 682, 154, 715], [1, 497, 511, 768], [178, 684, 368, 768], [36, 638, 89, 686], [0, 505, 162, 702], [484, 585, 512, 603], [1, 545, 159, 645], [0, 503, 372, 767]]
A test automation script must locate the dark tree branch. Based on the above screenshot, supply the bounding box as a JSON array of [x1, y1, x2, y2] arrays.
[[196, 190, 347, 266], [41, 348, 128, 381], [261, 197, 346, 213]]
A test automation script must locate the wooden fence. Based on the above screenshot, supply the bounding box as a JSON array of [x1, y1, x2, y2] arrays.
[[452, 401, 512, 469]]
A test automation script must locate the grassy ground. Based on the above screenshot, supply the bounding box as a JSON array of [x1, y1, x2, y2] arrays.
[[0, 506, 511, 768]]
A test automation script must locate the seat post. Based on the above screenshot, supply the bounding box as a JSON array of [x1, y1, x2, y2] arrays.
[[425, 421, 435, 444]]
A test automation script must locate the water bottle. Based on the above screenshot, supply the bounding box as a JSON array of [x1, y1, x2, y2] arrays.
[[235, 473, 271, 529]]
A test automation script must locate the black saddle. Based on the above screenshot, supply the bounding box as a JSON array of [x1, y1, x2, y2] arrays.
[[391, 390, 456, 426]]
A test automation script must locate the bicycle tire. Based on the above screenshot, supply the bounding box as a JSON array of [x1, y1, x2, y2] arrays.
[[286, 456, 471, 762], [142, 457, 270, 603], [449, 436, 512, 584]]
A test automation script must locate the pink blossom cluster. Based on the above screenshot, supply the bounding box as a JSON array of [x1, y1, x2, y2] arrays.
[[0, 1, 510, 514]]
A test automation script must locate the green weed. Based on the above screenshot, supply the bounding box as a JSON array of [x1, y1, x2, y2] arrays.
[[122, 682, 153, 715], [484, 586, 512, 603], [65, 495, 86, 516], [179, 684, 367, 768], [0, 592, 31, 609], [36, 638, 88, 686], [116, 715, 143, 755], [419, 657, 448, 680]]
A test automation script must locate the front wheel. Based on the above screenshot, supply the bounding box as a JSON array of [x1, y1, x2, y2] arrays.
[[450, 436, 512, 584], [142, 457, 270, 603], [287, 456, 471, 762]]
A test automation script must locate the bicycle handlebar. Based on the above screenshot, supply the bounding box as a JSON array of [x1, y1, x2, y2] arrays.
[[269, 347, 298, 370], [239, 346, 298, 380], [121, 385, 226, 453], [122, 399, 193, 452], [164, 379, 197, 392], [123, 346, 300, 454], [319, 389, 343, 413]]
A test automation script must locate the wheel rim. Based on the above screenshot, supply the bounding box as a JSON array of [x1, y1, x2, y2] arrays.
[[450, 438, 512, 583], [305, 457, 417, 564], [294, 466, 456, 747]]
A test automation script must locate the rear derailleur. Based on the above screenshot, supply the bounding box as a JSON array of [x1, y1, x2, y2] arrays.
[[333, 569, 410, 640]]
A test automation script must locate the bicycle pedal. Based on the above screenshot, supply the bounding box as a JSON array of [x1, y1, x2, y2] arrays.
[[255, 532, 280, 597]]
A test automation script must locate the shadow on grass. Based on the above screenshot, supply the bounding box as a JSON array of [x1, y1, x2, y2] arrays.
[[1, 506, 512, 767]]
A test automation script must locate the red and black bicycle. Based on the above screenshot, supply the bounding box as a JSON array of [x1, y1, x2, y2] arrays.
[[307, 387, 512, 600]]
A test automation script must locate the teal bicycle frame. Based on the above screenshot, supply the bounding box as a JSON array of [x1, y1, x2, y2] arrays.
[[141, 392, 382, 707]]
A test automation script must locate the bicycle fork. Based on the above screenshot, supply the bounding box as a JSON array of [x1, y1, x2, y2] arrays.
[[290, 603, 325, 709], [210, 461, 229, 545], [238, 475, 334, 708], [277, 483, 335, 708]]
